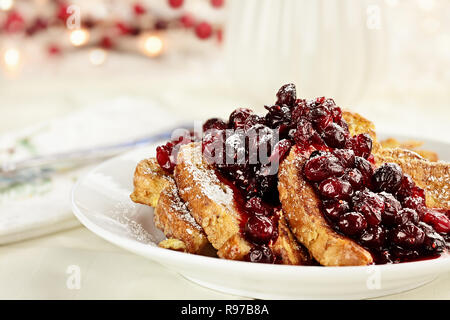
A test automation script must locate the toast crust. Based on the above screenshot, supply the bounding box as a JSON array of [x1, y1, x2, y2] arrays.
[[278, 147, 373, 266], [175, 143, 241, 250], [130, 158, 171, 207], [154, 181, 214, 254]]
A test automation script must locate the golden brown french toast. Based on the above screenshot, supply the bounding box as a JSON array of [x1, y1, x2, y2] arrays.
[[130, 157, 214, 255], [154, 181, 214, 255], [130, 158, 172, 207], [278, 147, 373, 266], [175, 142, 241, 250]]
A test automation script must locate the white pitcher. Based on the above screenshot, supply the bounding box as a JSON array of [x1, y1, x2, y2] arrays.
[[225, 0, 388, 106]]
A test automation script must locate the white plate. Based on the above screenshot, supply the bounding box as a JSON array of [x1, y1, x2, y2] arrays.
[[71, 136, 450, 299]]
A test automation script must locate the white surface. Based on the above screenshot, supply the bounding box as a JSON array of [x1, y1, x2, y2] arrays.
[[0, 98, 176, 244], [71, 141, 450, 299]]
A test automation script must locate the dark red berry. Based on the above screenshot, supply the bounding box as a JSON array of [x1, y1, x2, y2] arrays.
[[245, 215, 275, 243], [359, 226, 385, 250], [203, 118, 228, 132], [379, 192, 402, 226], [245, 245, 275, 264], [318, 177, 353, 200], [402, 195, 426, 215], [276, 83, 297, 107], [396, 174, 416, 199], [322, 200, 350, 221], [322, 123, 348, 148], [303, 154, 344, 182], [352, 190, 385, 226], [372, 163, 403, 193], [229, 108, 253, 129], [156, 145, 175, 173], [245, 197, 272, 216], [422, 209, 450, 234], [264, 105, 291, 129], [338, 212, 367, 236], [333, 149, 355, 168], [400, 208, 420, 225], [391, 223, 425, 249], [420, 222, 446, 253], [354, 156, 374, 185], [346, 134, 373, 159], [310, 104, 332, 132], [342, 168, 364, 190], [293, 119, 316, 146]]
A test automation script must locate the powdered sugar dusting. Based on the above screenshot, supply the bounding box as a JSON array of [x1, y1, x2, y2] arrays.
[[164, 183, 203, 231], [180, 143, 234, 209]]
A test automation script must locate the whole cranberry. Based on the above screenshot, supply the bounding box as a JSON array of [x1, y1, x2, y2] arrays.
[[245, 214, 275, 244], [396, 174, 416, 200], [402, 195, 426, 216], [243, 114, 265, 131], [303, 154, 345, 182], [420, 222, 446, 253], [400, 208, 420, 225], [352, 190, 385, 226], [391, 223, 425, 249], [372, 163, 403, 193], [264, 105, 291, 129], [245, 245, 275, 264], [203, 118, 228, 132], [293, 119, 317, 146], [318, 177, 353, 200], [333, 149, 355, 168], [276, 83, 297, 107], [346, 133, 373, 159], [354, 156, 374, 185], [338, 212, 368, 236], [328, 103, 342, 122], [229, 108, 253, 129], [322, 123, 348, 148], [322, 200, 350, 221], [359, 226, 386, 250], [379, 192, 402, 226], [422, 209, 450, 234], [310, 104, 333, 132], [342, 168, 364, 190], [245, 197, 272, 216], [156, 144, 175, 173], [390, 246, 420, 262]]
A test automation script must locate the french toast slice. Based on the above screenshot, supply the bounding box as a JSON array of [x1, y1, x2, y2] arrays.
[[278, 147, 373, 266], [175, 142, 312, 265], [375, 148, 450, 209], [154, 181, 214, 255], [130, 158, 172, 207], [130, 157, 214, 255], [343, 111, 449, 209]]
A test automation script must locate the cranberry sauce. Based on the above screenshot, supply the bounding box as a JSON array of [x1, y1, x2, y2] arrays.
[[156, 83, 450, 264]]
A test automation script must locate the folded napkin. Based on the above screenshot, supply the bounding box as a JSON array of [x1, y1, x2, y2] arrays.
[[0, 97, 177, 244]]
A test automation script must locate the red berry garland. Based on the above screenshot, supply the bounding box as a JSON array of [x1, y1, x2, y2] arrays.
[[195, 22, 212, 40], [168, 0, 184, 9], [133, 3, 147, 16], [211, 0, 225, 8]]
